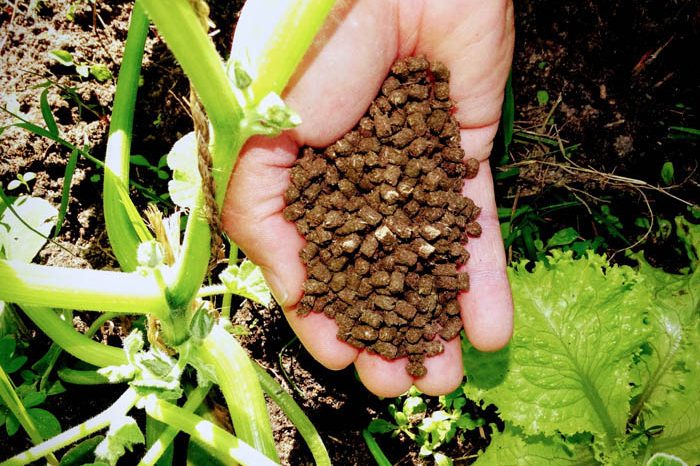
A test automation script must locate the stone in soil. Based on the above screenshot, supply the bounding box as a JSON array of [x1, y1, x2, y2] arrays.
[[284, 56, 481, 377]]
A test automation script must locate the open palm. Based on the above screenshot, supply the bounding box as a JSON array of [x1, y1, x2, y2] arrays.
[[223, 0, 514, 397]]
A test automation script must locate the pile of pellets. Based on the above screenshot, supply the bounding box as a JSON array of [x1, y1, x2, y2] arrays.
[[283, 56, 482, 377]]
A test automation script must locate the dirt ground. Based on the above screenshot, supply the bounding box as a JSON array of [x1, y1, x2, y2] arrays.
[[0, 0, 698, 464]]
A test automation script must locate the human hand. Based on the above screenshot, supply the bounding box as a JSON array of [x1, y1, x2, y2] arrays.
[[222, 0, 514, 397]]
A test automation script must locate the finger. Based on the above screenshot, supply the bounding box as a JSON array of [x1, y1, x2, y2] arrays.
[[354, 352, 412, 398], [410, 0, 515, 129], [284, 308, 358, 370], [459, 160, 513, 351], [413, 338, 464, 396]]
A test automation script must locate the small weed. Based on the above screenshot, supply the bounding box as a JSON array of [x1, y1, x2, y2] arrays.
[[536, 89, 549, 106], [130, 154, 170, 181], [367, 387, 485, 466], [5, 172, 36, 193], [48, 50, 112, 83], [0, 335, 63, 440], [660, 161, 675, 186]]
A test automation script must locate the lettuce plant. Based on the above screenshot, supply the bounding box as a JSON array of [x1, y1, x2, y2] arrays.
[[463, 217, 700, 465], [0, 1, 336, 464]]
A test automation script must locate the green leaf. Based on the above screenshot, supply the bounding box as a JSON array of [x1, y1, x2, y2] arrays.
[[546, 227, 580, 249], [536, 90, 550, 106], [660, 162, 675, 186], [433, 452, 454, 466], [94, 415, 145, 466], [473, 426, 596, 466], [89, 64, 113, 82], [49, 49, 74, 66], [5, 411, 19, 436], [55, 147, 79, 237], [219, 259, 272, 306], [28, 407, 61, 439], [0, 195, 57, 262], [59, 435, 105, 466], [6, 179, 21, 191], [462, 252, 650, 439], [129, 154, 152, 167], [190, 305, 214, 341], [40, 88, 59, 137], [647, 453, 688, 466], [22, 390, 46, 408], [166, 132, 201, 210], [368, 419, 397, 435]]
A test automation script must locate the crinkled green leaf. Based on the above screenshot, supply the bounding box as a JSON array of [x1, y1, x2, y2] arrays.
[[463, 251, 650, 439], [0, 195, 57, 262], [647, 452, 688, 466], [98, 364, 136, 384], [220, 259, 272, 306], [367, 418, 397, 435], [94, 415, 144, 466], [473, 426, 596, 466], [166, 132, 201, 210]]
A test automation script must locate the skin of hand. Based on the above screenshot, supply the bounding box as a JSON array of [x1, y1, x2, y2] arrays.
[[222, 0, 515, 397]]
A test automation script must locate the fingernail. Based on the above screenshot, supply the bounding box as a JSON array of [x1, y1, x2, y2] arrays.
[[261, 267, 289, 309]]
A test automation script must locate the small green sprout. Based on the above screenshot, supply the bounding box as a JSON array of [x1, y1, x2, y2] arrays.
[[536, 89, 550, 106], [6, 172, 36, 193]]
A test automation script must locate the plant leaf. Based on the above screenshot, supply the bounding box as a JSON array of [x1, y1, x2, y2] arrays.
[[546, 227, 580, 249], [59, 435, 104, 466], [55, 147, 79, 237], [647, 453, 689, 466], [462, 252, 650, 439], [28, 407, 61, 439], [0, 195, 57, 262], [48, 49, 74, 66], [166, 132, 201, 210], [40, 88, 59, 137], [472, 426, 597, 466], [94, 415, 144, 466], [219, 259, 272, 306], [89, 64, 112, 82]]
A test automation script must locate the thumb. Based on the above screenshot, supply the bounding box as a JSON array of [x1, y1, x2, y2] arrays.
[[222, 134, 306, 308]]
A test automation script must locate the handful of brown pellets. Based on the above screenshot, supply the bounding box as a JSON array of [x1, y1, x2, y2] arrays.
[[283, 56, 482, 377]]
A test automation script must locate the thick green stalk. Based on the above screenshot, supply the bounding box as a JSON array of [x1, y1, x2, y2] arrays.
[[57, 368, 110, 385], [138, 0, 242, 205], [104, 1, 153, 271], [142, 395, 278, 466], [254, 363, 330, 466], [197, 324, 279, 462], [0, 260, 168, 318], [139, 386, 210, 466], [0, 388, 139, 466], [0, 367, 59, 465], [21, 305, 125, 367]]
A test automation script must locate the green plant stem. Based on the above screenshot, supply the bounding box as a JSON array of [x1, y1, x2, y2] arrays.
[[20, 305, 125, 367], [138, 385, 210, 466], [0, 388, 139, 466], [104, 1, 152, 271], [221, 241, 238, 319], [362, 429, 392, 466], [0, 366, 59, 466], [141, 395, 278, 466], [57, 368, 110, 385], [197, 284, 228, 298], [0, 260, 168, 317], [86, 312, 117, 338], [138, 0, 242, 206], [197, 323, 279, 462], [253, 363, 330, 466]]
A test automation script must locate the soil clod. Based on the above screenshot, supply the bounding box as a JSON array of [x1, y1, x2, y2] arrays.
[[285, 57, 481, 377]]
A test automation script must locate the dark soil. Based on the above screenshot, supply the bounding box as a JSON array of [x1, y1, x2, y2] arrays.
[[284, 57, 480, 378]]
